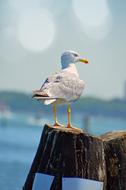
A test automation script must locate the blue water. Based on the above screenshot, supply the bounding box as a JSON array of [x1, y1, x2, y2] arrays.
[[0, 112, 126, 190]]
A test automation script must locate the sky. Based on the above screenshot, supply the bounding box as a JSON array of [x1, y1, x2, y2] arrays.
[[0, 0, 126, 99]]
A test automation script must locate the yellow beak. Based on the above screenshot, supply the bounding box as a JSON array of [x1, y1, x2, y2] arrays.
[[79, 58, 89, 64]]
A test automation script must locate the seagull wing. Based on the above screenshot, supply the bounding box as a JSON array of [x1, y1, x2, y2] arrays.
[[38, 71, 85, 102]]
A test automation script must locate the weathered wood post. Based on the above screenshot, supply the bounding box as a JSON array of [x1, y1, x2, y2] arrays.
[[101, 131, 126, 190], [23, 125, 126, 190], [23, 124, 106, 190]]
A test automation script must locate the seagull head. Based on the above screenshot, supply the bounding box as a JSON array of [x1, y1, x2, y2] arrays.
[[61, 50, 89, 69]]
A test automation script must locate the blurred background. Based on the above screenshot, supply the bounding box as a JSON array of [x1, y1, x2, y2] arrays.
[[0, 0, 126, 189]]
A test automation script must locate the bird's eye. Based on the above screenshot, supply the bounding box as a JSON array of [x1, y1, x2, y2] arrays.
[[73, 53, 78, 57]]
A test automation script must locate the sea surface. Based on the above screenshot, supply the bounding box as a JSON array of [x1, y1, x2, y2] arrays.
[[0, 112, 126, 190]]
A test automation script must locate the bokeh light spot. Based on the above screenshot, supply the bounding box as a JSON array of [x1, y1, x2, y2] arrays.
[[72, 0, 112, 40], [17, 10, 55, 52]]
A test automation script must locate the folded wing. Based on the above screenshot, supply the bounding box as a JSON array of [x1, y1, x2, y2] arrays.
[[32, 71, 85, 104]]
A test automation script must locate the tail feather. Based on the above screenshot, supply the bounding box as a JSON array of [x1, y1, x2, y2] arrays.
[[32, 90, 49, 99], [32, 90, 56, 105]]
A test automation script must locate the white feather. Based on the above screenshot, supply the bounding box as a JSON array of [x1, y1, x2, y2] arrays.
[[44, 99, 56, 105]]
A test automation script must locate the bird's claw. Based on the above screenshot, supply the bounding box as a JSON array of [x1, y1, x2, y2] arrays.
[[67, 123, 82, 132], [67, 123, 72, 128], [53, 122, 64, 127]]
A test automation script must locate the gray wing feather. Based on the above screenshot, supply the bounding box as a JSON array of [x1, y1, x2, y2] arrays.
[[40, 71, 85, 102]]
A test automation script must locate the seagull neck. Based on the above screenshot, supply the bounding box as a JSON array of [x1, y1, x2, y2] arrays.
[[63, 63, 79, 77]]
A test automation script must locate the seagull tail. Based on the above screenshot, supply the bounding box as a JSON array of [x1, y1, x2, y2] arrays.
[[32, 90, 49, 99], [32, 90, 56, 105]]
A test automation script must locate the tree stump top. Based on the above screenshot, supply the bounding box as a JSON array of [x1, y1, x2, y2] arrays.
[[46, 124, 84, 134], [101, 131, 126, 142], [45, 124, 102, 141]]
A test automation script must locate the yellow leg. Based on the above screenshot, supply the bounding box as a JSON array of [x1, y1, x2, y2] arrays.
[[53, 102, 61, 126], [67, 104, 81, 131], [67, 103, 72, 128]]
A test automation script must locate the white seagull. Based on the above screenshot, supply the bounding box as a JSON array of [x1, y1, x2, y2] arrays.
[[33, 50, 89, 128]]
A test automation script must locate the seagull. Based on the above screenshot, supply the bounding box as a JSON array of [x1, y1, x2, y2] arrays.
[[32, 50, 89, 128]]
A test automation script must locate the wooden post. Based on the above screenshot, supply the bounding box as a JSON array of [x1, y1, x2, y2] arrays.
[[101, 131, 126, 190], [23, 126, 126, 190], [23, 124, 106, 190]]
